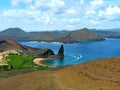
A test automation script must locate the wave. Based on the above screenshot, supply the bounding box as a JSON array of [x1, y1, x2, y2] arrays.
[[51, 42, 63, 44], [74, 55, 82, 61], [69, 54, 82, 62], [105, 38, 120, 40], [41, 41, 63, 44]]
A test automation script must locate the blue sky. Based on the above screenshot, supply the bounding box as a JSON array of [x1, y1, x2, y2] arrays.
[[0, 0, 120, 31]]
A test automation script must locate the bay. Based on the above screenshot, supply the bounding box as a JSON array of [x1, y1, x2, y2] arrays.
[[20, 38, 120, 66]]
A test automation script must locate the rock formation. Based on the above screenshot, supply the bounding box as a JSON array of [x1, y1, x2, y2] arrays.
[[0, 38, 65, 66], [57, 45, 64, 56], [42, 45, 64, 60], [0, 38, 55, 58]]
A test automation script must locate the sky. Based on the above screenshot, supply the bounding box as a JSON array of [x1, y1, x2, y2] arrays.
[[0, 0, 120, 31]]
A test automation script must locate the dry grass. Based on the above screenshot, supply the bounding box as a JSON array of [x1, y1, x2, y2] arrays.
[[0, 57, 120, 90]]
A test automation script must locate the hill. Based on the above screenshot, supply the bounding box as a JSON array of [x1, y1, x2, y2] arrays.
[[0, 28, 104, 43], [0, 38, 54, 57], [0, 28, 31, 41], [62, 28, 104, 43], [29, 28, 104, 43], [0, 57, 119, 90], [94, 29, 120, 38]]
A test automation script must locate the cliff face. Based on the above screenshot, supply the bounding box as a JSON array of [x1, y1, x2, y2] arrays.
[[0, 57, 119, 90], [0, 38, 54, 57]]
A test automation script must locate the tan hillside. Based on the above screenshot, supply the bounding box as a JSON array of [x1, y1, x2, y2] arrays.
[[0, 57, 120, 90]]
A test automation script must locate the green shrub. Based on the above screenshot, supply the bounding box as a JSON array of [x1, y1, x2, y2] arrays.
[[4, 54, 50, 71]]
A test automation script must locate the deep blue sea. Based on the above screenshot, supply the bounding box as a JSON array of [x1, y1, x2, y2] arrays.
[[20, 38, 120, 66]]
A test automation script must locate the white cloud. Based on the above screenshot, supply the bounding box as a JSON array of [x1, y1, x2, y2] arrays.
[[65, 7, 78, 15], [31, 0, 65, 10], [79, 0, 84, 4], [90, 20, 100, 25], [90, 0, 104, 8], [11, 0, 32, 7], [69, 18, 81, 25], [0, 0, 120, 31], [85, 9, 96, 15], [85, 0, 104, 19], [98, 5, 120, 20], [105, 5, 120, 16]]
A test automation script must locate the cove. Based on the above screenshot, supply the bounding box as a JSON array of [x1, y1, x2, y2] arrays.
[[20, 38, 120, 66]]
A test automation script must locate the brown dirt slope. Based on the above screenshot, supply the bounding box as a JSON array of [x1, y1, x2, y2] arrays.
[[0, 38, 54, 57], [0, 57, 120, 90]]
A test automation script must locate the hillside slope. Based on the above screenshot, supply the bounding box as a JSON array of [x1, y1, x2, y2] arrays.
[[30, 28, 104, 43], [0, 38, 54, 57], [0, 28, 31, 41], [0, 57, 119, 90], [94, 30, 120, 38], [0, 28, 104, 43]]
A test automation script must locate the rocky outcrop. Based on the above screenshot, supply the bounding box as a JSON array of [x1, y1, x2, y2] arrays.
[[57, 45, 64, 56], [0, 38, 55, 58], [44, 45, 64, 60]]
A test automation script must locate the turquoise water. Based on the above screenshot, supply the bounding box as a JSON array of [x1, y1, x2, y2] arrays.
[[20, 38, 120, 66]]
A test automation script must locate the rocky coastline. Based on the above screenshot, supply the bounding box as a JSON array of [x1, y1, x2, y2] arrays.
[[0, 38, 64, 66]]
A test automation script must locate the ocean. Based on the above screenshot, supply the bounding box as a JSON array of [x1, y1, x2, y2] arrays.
[[20, 38, 120, 66]]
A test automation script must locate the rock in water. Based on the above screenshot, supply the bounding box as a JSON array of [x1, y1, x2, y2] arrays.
[[41, 45, 64, 60], [57, 45, 64, 59], [58, 45, 64, 56]]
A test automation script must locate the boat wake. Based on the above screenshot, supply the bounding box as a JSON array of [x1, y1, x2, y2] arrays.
[[68, 54, 82, 62], [73, 55, 82, 60]]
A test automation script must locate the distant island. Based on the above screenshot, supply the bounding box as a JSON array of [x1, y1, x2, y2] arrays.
[[0, 28, 105, 43], [94, 29, 120, 39]]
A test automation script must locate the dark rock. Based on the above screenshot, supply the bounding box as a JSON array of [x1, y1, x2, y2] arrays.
[[43, 45, 64, 60], [0, 38, 55, 57], [57, 44, 64, 57]]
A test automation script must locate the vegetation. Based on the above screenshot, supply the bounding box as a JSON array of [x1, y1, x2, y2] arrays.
[[0, 28, 104, 43], [0, 54, 50, 71], [0, 28, 31, 41]]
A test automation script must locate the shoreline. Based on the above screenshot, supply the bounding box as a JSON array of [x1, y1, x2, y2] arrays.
[[33, 58, 54, 67], [33, 58, 47, 67]]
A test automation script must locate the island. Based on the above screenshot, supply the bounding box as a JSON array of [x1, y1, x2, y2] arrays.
[[0, 28, 105, 43]]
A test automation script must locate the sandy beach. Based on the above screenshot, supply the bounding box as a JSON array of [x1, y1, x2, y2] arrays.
[[33, 58, 47, 66]]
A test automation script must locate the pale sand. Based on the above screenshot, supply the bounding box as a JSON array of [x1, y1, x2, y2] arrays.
[[33, 58, 47, 66]]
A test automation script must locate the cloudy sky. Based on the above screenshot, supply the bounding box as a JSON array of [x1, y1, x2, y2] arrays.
[[0, 0, 120, 31]]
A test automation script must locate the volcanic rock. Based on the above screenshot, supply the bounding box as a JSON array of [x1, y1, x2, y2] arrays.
[[0, 38, 54, 57], [57, 44, 64, 57]]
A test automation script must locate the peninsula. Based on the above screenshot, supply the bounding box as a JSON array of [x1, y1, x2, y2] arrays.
[[0, 38, 64, 70]]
